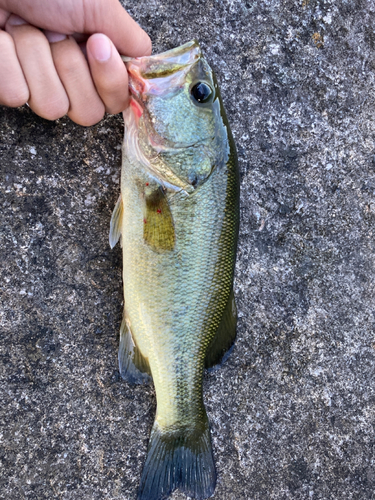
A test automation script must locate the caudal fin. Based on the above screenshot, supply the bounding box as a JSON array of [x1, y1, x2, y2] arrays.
[[138, 417, 216, 500]]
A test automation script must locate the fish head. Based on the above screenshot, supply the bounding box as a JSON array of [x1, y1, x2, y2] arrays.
[[124, 40, 230, 192]]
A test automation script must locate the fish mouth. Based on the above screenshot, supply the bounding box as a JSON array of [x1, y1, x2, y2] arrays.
[[121, 39, 201, 70], [123, 40, 202, 97], [121, 39, 201, 64]]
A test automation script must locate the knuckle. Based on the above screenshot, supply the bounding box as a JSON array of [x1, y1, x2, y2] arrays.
[[35, 97, 69, 121], [55, 49, 84, 76], [105, 99, 128, 115], [0, 30, 13, 49], [92, 62, 127, 95], [69, 105, 105, 127], [96, 77, 128, 114], [101, 84, 128, 115], [0, 85, 29, 108], [42, 107, 68, 121], [0, 33, 29, 107]]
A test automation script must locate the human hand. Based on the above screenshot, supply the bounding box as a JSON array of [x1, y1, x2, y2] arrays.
[[0, 0, 151, 126]]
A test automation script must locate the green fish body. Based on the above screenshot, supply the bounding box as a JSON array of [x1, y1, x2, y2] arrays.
[[110, 40, 239, 500]]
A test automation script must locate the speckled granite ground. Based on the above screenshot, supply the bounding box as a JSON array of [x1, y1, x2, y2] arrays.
[[1, 0, 375, 499]]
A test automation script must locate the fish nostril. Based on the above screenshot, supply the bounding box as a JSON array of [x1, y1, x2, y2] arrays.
[[191, 176, 198, 188]]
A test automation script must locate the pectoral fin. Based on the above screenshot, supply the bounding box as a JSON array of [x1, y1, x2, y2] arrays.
[[205, 289, 237, 369], [143, 186, 175, 252], [109, 194, 123, 249], [118, 314, 152, 384]]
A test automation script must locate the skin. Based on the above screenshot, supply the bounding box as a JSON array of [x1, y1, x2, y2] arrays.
[[0, 0, 151, 125]]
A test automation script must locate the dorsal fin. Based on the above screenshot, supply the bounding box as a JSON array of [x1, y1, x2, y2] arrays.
[[205, 289, 237, 369]]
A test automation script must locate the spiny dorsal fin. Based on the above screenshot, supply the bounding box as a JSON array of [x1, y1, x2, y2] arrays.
[[118, 314, 152, 385], [143, 186, 175, 252], [205, 289, 237, 369], [109, 194, 123, 249]]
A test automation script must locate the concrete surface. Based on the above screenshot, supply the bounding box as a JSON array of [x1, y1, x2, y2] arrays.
[[1, 0, 374, 499]]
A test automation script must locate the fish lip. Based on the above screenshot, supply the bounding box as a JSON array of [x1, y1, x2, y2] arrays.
[[123, 40, 203, 98], [121, 40, 201, 65]]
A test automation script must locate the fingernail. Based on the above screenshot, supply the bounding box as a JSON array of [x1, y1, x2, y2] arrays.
[[90, 34, 112, 62], [45, 30, 67, 43], [7, 14, 27, 26]]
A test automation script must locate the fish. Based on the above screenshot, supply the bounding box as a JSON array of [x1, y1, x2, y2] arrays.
[[109, 40, 239, 500]]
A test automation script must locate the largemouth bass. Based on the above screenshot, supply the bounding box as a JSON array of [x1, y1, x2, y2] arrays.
[[110, 40, 239, 500]]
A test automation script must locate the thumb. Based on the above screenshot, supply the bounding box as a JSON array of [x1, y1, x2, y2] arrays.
[[80, 0, 151, 57]]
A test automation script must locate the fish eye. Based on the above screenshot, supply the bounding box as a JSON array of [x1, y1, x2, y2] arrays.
[[190, 82, 214, 104]]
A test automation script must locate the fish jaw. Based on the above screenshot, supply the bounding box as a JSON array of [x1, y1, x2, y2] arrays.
[[125, 40, 201, 98]]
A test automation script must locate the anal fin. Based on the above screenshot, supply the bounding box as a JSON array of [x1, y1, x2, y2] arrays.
[[205, 289, 237, 369], [118, 314, 152, 384]]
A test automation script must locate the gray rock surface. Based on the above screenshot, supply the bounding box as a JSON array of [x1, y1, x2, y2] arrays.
[[1, 0, 375, 499]]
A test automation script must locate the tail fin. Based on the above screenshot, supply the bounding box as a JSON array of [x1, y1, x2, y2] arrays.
[[138, 417, 216, 500]]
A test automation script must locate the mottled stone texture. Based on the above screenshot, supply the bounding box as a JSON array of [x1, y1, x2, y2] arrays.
[[1, 0, 375, 499]]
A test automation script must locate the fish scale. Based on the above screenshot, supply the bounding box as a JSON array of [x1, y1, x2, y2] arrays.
[[110, 40, 239, 500]]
